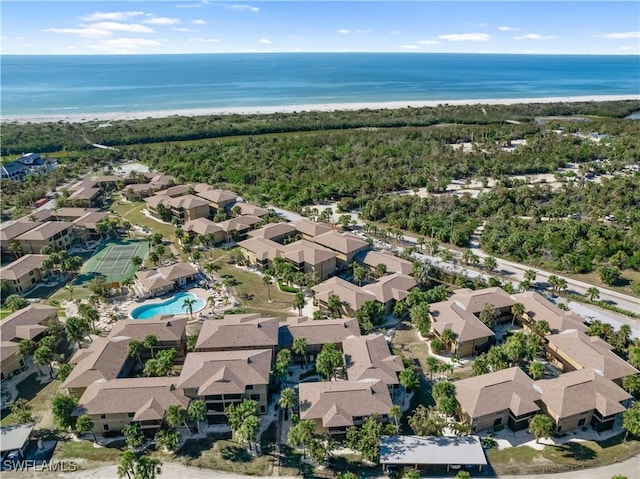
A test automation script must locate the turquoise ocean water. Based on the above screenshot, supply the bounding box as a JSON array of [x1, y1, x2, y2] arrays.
[[1, 53, 639, 116]]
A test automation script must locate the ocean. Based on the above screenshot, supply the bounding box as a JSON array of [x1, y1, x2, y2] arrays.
[[1, 53, 639, 116]]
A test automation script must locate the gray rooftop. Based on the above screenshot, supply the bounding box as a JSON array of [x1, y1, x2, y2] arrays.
[[0, 423, 35, 453], [379, 435, 487, 466]]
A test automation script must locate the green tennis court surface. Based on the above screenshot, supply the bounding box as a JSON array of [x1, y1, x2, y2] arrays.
[[78, 240, 149, 285]]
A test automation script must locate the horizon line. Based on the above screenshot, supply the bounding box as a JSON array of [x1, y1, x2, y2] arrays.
[[2, 51, 639, 57]]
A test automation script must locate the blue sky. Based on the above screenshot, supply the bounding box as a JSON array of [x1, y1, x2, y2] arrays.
[[1, 1, 638, 55]]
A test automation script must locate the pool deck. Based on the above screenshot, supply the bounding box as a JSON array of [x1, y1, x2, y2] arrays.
[[126, 287, 211, 320]]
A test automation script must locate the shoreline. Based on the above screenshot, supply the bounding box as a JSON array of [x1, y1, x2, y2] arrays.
[[2, 94, 639, 125]]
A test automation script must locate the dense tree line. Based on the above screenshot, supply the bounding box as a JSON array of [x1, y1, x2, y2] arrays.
[[2, 100, 638, 155]]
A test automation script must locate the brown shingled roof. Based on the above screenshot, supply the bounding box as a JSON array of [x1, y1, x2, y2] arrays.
[[362, 273, 416, 303], [278, 316, 361, 348], [299, 379, 392, 428], [177, 349, 271, 396], [546, 330, 639, 380], [14, 221, 73, 241], [454, 367, 541, 419], [512, 291, 588, 333], [535, 369, 631, 420], [248, 222, 297, 241], [183, 218, 223, 236], [237, 237, 282, 262], [108, 316, 187, 342], [430, 300, 494, 343], [451, 287, 515, 313], [311, 231, 369, 255], [356, 250, 413, 275], [280, 239, 337, 266], [289, 219, 332, 238], [73, 377, 188, 418], [195, 314, 279, 350], [342, 333, 404, 385], [61, 336, 131, 390], [312, 277, 376, 312], [0, 304, 58, 342], [0, 221, 42, 242], [0, 254, 48, 280]]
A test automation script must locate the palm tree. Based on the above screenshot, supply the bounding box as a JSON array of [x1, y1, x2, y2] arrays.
[[389, 405, 402, 434], [182, 297, 198, 320], [484, 255, 498, 272], [528, 361, 545, 380], [66, 316, 91, 349], [188, 399, 207, 434], [292, 337, 308, 367], [548, 275, 560, 292], [64, 284, 75, 300], [8, 242, 22, 260], [143, 335, 158, 358], [511, 302, 526, 326], [524, 269, 537, 282], [586, 287, 600, 302], [128, 340, 143, 368], [528, 414, 554, 443], [440, 329, 456, 352], [557, 277, 568, 293], [166, 405, 191, 434], [131, 255, 143, 270], [293, 292, 305, 316], [278, 387, 296, 418], [117, 450, 136, 479], [327, 294, 342, 318], [33, 345, 55, 378], [18, 339, 37, 363], [134, 455, 162, 479]]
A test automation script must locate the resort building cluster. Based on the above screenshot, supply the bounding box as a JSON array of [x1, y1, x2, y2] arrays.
[[1, 163, 637, 468]]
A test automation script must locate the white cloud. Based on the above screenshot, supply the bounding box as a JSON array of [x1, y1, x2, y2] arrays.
[[43, 27, 112, 37], [515, 33, 558, 40], [188, 37, 221, 43], [355, 29, 371, 34], [230, 5, 259, 13], [498, 26, 520, 31], [172, 28, 193, 32], [418, 40, 441, 45], [81, 11, 144, 22], [258, 38, 271, 44], [401, 45, 418, 49], [620, 46, 638, 51], [175, 3, 201, 8], [88, 22, 155, 33], [89, 37, 162, 52], [390, 30, 401, 36], [193, 19, 207, 25], [438, 33, 490, 42], [144, 17, 181, 25], [597, 31, 640, 39], [337, 29, 351, 34]]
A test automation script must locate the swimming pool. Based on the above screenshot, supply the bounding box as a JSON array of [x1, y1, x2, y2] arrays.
[[130, 292, 205, 320]]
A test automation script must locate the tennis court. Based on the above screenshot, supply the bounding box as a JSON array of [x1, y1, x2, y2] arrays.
[[78, 240, 149, 285]]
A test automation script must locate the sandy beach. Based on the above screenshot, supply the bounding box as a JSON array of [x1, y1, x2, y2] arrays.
[[2, 95, 639, 125]]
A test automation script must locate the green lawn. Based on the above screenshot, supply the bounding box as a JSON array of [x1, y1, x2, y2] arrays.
[[206, 249, 297, 318], [56, 440, 123, 463], [111, 202, 176, 240], [163, 435, 274, 475], [487, 438, 640, 475], [0, 307, 11, 320]]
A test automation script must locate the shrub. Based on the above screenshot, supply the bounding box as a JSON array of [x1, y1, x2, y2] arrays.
[[431, 338, 443, 354]]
